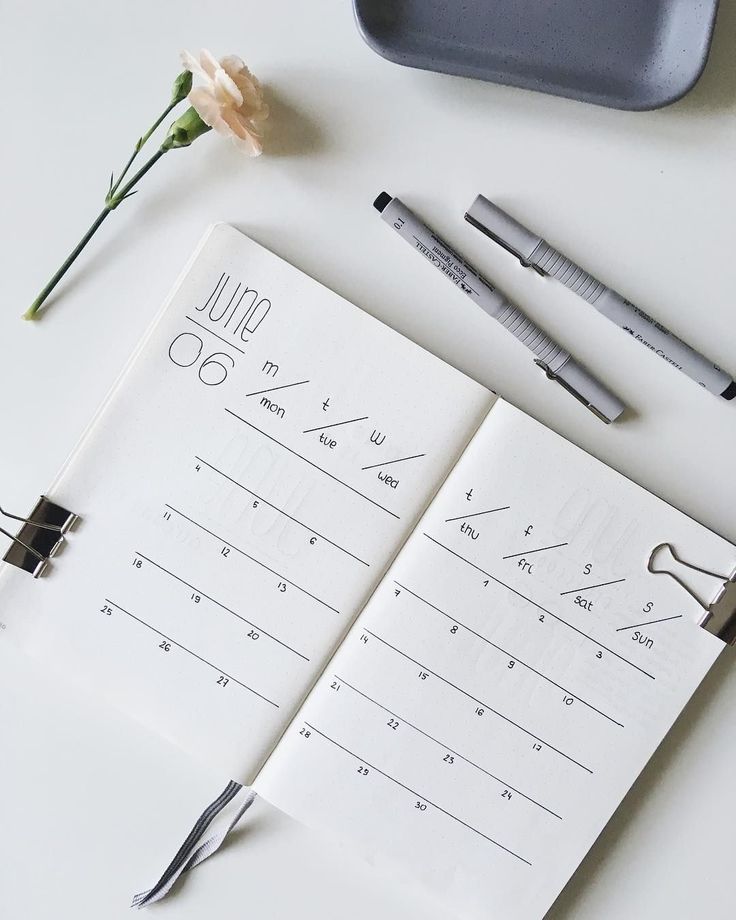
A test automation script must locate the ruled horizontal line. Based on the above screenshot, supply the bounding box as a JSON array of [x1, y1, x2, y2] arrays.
[[423, 533, 655, 680], [136, 552, 310, 660], [165, 504, 340, 614], [105, 598, 278, 707], [560, 578, 626, 596], [394, 582, 623, 727], [185, 316, 245, 354], [245, 379, 310, 398], [616, 615, 682, 632], [225, 410, 400, 520], [194, 456, 370, 567], [335, 674, 562, 818], [304, 721, 532, 865], [503, 542, 568, 560], [361, 453, 426, 471], [445, 506, 510, 523], [303, 416, 369, 434], [363, 628, 592, 772]]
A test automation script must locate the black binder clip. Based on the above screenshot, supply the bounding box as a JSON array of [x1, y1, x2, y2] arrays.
[[1, 497, 78, 578], [648, 543, 736, 645]]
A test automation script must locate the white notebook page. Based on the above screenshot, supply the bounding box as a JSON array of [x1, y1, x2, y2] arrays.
[[0, 224, 492, 780], [255, 400, 732, 920]]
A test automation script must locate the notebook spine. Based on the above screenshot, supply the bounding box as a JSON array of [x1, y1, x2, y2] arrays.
[[1, 497, 78, 578]]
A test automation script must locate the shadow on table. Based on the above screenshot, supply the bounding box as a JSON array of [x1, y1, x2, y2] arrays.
[[262, 85, 327, 158], [670, 0, 736, 114]]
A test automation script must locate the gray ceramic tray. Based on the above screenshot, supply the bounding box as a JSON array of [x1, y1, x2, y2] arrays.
[[353, 0, 720, 110]]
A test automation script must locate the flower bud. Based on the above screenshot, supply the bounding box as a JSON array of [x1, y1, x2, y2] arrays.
[[170, 70, 193, 105], [162, 107, 212, 149]]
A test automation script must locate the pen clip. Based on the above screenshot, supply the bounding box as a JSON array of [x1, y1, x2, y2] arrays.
[[534, 359, 612, 424], [463, 212, 546, 276]]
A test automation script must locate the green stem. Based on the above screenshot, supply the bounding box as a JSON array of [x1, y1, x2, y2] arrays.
[[23, 210, 111, 320], [115, 146, 167, 201], [24, 147, 169, 320], [107, 100, 178, 201]]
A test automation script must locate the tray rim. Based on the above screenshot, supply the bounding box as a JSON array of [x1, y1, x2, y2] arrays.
[[353, 0, 721, 111]]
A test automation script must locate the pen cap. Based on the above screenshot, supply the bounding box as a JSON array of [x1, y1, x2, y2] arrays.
[[465, 196, 542, 264], [550, 358, 626, 424]]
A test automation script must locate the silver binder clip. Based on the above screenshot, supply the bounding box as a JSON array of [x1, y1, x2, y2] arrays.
[[1, 497, 78, 578], [647, 542, 736, 645]]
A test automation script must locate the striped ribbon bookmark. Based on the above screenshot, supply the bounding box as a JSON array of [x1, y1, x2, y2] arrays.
[[131, 782, 257, 908]]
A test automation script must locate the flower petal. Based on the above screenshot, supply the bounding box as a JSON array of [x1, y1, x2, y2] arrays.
[[214, 68, 243, 107], [250, 101, 269, 124], [230, 68, 263, 109], [180, 49, 208, 81], [219, 108, 250, 139], [199, 49, 220, 80], [188, 86, 222, 129], [220, 55, 246, 76], [183, 51, 267, 154], [221, 108, 262, 155], [232, 132, 262, 156]]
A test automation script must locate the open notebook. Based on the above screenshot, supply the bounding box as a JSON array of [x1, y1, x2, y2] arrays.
[[2, 224, 735, 919]]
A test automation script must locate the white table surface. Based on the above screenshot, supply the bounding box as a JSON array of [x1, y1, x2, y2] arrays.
[[2, 1, 736, 917]]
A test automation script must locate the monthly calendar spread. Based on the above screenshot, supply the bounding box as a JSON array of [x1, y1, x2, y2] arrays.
[[1, 225, 732, 920]]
